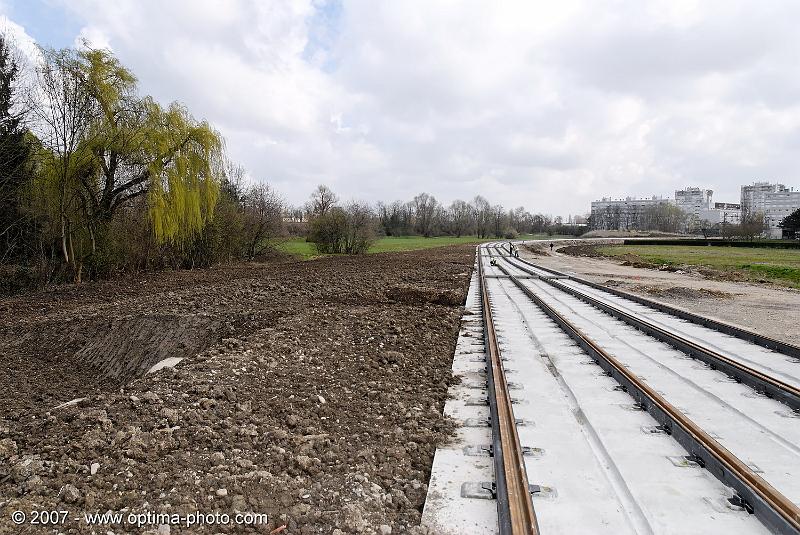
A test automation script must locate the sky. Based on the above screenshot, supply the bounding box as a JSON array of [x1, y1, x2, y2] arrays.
[[2, 0, 799, 218]]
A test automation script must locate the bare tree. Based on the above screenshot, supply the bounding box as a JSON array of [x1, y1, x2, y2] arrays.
[[491, 204, 506, 238], [472, 196, 492, 238], [310, 201, 376, 254], [410, 192, 438, 237], [342, 201, 376, 254], [28, 47, 96, 275], [307, 184, 338, 217], [242, 183, 283, 259], [739, 211, 767, 238], [448, 199, 473, 237]]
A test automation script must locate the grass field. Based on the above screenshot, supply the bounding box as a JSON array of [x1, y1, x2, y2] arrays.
[[275, 234, 574, 259], [274, 236, 485, 259], [597, 245, 800, 287]]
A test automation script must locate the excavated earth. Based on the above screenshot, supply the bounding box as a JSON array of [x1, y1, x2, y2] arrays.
[[0, 246, 475, 534]]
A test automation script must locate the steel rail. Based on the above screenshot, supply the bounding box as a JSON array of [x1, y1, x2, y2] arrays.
[[509, 250, 800, 360], [494, 260, 800, 534], [496, 252, 800, 410], [478, 247, 540, 535]]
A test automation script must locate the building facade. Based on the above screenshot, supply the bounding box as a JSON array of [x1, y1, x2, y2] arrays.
[[764, 190, 800, 238], [699, 203, 741, 226], [590, 196, 672, 230], [740, 182, 788, 219], [590, 182, 797, 236], [674, 187, 713, 218], [739, 182, 800, 237]]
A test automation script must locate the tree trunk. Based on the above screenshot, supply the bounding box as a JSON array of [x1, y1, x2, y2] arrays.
[[60, 216, 69, 263]]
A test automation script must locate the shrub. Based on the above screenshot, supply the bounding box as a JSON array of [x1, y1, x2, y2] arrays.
[[309, 202, 377, 254]]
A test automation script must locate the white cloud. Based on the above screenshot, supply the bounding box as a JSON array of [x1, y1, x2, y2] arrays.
[[74, 25, 111, 51], [0, 14, 40, 64], [5, 0, 800, 215]]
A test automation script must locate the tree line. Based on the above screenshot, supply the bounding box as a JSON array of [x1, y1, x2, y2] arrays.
[[0, 37, 284, 292], [6, 36, 794, 295], [587, 201, 789, 239], [293, 186, 585, 254], [375, 193, 581, 239], [588, 203, 688, 233], [0, 35, 581, 293]]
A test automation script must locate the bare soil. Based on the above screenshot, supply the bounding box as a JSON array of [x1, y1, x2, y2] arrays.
[[0, 246, 475, 534], [578, 230, 685, 238]]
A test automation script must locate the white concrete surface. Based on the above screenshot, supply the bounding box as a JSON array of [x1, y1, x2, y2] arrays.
[[423, 248, 773, 533]]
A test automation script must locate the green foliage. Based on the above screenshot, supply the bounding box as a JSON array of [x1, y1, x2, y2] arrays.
[[0, 34, 34, 262], [145, 102, 223, 244], [72, 48, 224, 244], [310, 208, 350, 254], [309, 202, 377, 255], [24, 44, 225, 281], [779, 208, 800, 235]]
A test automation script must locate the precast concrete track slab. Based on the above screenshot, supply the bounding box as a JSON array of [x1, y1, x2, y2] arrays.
[[498, 251, 800, 409], [422, 244, 800, 535]]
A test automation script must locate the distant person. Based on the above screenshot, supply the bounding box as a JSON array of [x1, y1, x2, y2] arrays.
[[549, 243, 554, 253]]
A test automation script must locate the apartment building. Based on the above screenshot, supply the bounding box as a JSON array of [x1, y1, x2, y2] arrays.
[[699, 203, 742, 225], [738, 182, 800, 237], [740, 182, 788, 218], [764, 190, 800, 238], [590, 196, 672, 230], [674, 187, 713, 218]]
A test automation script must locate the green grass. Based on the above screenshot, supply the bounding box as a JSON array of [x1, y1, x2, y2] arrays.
[[367, 235, 487, 253], [596, 245, 800, 287], [274, 235, 487, 259], [273, 238, 321, 259], [275, 234, 585, 259]]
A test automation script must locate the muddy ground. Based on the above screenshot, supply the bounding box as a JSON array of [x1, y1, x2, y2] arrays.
[[521, 243, 800, 345], [0, 246, 475, 534]]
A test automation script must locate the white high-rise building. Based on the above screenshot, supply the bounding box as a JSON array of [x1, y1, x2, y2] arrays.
[[740, 182, 788, 219], [740, 182, 800, 237], [674, 187, 713, 218], [764, 190, 800, 238], [590, 196, 672, 230]]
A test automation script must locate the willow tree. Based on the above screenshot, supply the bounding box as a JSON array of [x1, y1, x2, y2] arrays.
[[31, 46, 223, 277], [75, 49, 222, 237]]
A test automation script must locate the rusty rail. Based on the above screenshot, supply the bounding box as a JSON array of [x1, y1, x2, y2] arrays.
[[478, 247, 539, 535], [497, 251, 800, 409], [508, 250, 800, 360], [495, 259, 800, 534]]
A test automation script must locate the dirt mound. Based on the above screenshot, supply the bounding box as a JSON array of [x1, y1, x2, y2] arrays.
[[601, 278, 734, 300], [580, 230, 685, 238], [521, 244, 550, 256], [558, 244, 605, 257], [0, 246, 474, 534], [386, 285, 464, 306], [633, 285, 734, 300]]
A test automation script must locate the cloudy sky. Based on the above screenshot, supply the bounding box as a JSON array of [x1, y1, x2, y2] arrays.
[[2, 0, 799, 217]]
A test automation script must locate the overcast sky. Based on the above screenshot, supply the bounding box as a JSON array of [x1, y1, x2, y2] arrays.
[[2, 0, 799, 217]]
